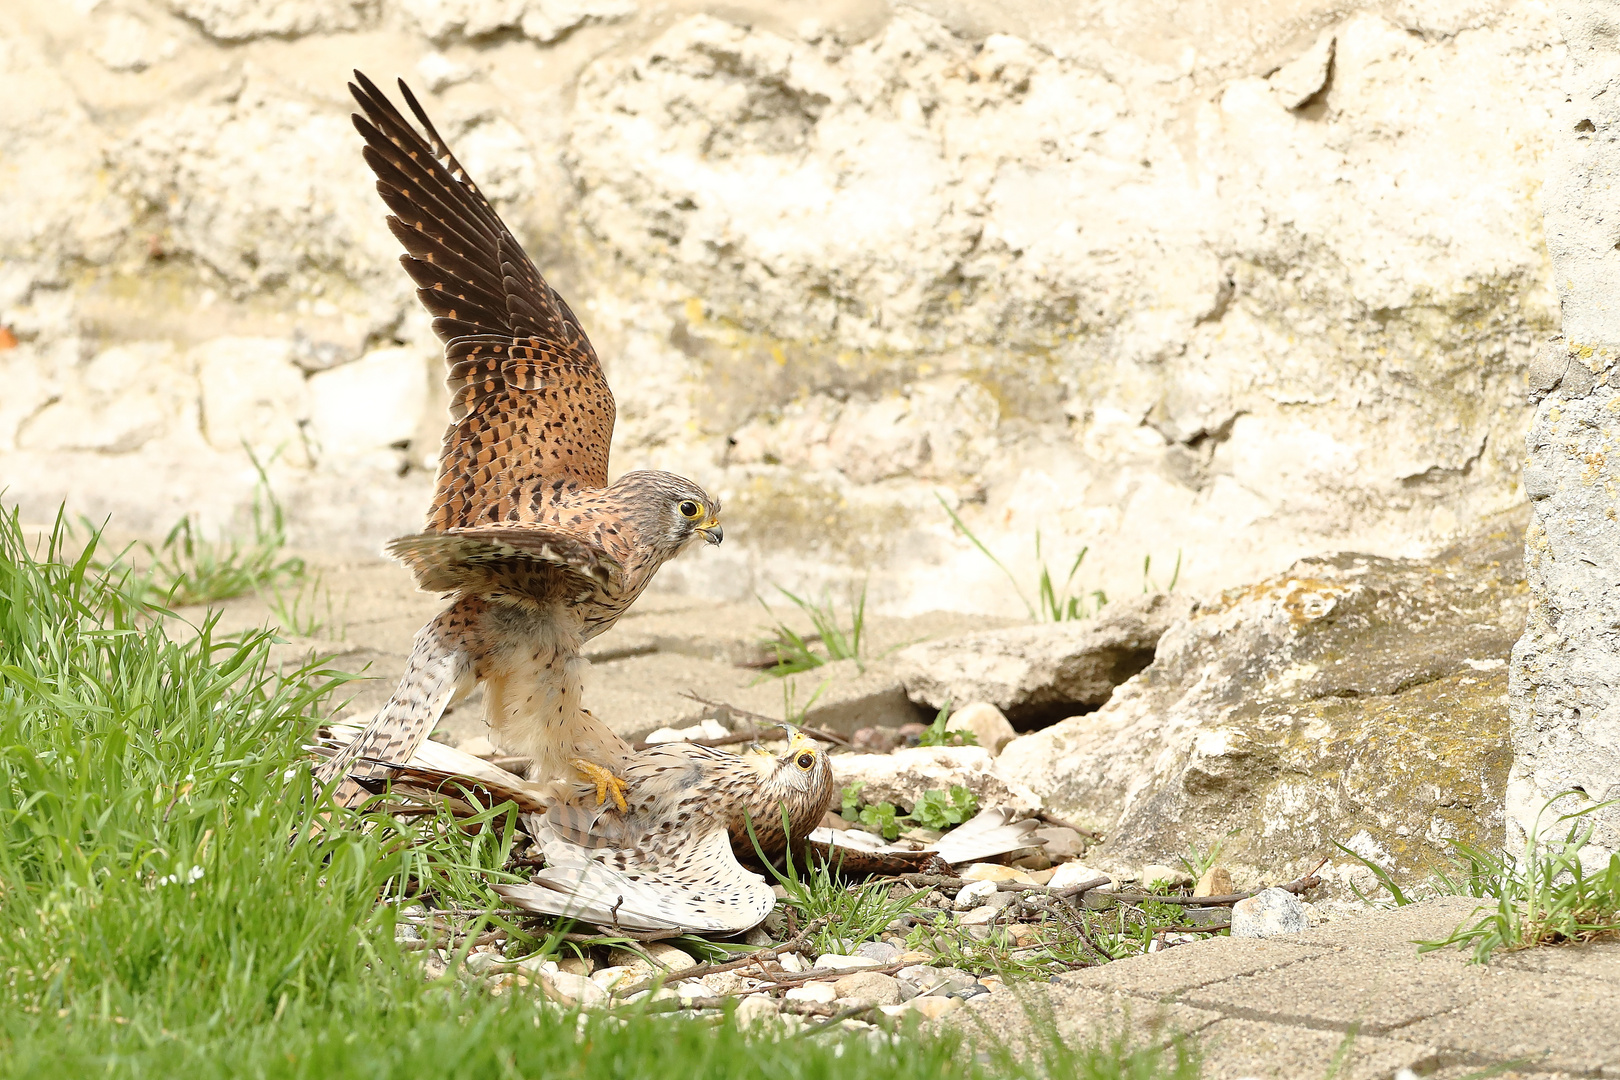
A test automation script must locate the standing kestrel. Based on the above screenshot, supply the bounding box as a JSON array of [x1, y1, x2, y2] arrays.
[[316, 73, 722, 809]]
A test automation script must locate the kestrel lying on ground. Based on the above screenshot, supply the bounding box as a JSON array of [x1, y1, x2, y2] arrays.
[[315, 72, 722, 810], [500, 731, 835, 932]]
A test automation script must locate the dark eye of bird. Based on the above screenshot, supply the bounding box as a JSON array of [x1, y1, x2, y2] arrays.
[[679, 500, 699, 518], [796, 753, 814, 769]]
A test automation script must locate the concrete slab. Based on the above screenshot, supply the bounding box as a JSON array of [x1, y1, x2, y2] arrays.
[[1195, 1018, 1436, 1080], [1397, 970, 1620, 1073], [1289, 896, 1493, 955], [1180, 948, 1490, 1034], [1489, 937, 1620, 982], [944, 983, 1221, 1058], [1059, 937, 1328, 999]]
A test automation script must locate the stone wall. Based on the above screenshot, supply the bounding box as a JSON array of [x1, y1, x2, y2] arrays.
[[0, 0, 1558, 614], [1507, 0, 1620, 859]]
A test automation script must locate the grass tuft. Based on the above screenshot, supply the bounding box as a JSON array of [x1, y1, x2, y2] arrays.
[[937, 495, 1107, 623], [759, 584, 868, 676], [1419, 796, 1620, 963]]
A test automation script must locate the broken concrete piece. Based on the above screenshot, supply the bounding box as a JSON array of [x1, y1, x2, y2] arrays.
[[895, 594, 1193, 726]]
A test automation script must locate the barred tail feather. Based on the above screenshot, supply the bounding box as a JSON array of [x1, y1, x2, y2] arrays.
[[930, 808, 1046, 865], [314, 609, 474, 808]]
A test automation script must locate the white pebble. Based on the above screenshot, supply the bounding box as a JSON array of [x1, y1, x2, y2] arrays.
[[785, 981, 837, 1003], [953, 880, 999, 910]]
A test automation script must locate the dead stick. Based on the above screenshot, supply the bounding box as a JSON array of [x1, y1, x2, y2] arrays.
[[678, 693, 854, 748], [672, 917, 831, 983]]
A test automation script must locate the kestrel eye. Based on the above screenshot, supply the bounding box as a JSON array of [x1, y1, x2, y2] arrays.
[[679, 500, 701, 518], [795, 752, 814, 770]]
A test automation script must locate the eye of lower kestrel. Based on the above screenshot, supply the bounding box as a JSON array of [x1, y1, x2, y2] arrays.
[[795, 752, 814, 770], [679, 500, 701, 519]]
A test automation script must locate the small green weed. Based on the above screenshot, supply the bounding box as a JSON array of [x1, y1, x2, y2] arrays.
[[760, 584, 868, 675], [261, 570, 347, 639], [840, 783, 979, 841], [916, 700, 978, 748], [938, 495, 1107, 622], [1177, 840, 1224, 884], [1419, 796, 1620, 963]]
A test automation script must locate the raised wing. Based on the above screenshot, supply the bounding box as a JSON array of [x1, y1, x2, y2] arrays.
[[349, 71, 615, 529]]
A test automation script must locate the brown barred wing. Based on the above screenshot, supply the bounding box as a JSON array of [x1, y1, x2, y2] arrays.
[[386, 525, 622, 596], [348, 71, 615, 528]]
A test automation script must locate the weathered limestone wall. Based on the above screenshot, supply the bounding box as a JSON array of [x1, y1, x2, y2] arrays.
[[1507, 0, 1620, 857], [0, 0, 1558, 614]]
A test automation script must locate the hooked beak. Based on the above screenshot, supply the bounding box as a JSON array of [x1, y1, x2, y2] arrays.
[[699, 519, 723, 545]]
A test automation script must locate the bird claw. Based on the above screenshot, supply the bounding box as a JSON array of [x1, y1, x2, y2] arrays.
[[571, 758, 629, 811]]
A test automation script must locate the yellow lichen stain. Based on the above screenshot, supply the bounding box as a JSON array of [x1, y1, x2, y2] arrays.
[[684, 297, 705, 325]]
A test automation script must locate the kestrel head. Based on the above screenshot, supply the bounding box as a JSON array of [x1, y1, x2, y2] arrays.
[[611, 470, 723, 555]]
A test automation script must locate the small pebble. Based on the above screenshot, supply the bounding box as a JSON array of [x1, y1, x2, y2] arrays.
[[541, 970, 608, 1007], [979, 975, 1005, 993], [733, 995, 780, 1028], [903, 996, 963, 1020], [896, 950, 931, 964], [856, 941, 899, 964], [956, 905, 999, 927], [1194, 867, 1234, 897], [832, 971, 903, 1006], [947, 983, 989, 1001], [785, 981, 837, 1003], [464, 950, 507, 974], [953, 880, 998, 910], [1024, 867, 1056, 885], [1048, 862, 1115, 890], [778, 951, 807, 973], [556, 956, 593, 976], [1231, 887, 1309, 939], [812, 953, 883, 971], [1140, 863, 1189, 889], [702, 971, 746, 995]]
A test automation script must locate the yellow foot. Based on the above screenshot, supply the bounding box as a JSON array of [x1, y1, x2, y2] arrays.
[[570, 757, 629, 812]]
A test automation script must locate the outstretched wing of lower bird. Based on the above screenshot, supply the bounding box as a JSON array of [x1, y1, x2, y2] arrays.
[[496, 827, 775, 934]]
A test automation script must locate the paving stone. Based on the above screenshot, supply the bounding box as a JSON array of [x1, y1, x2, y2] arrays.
[[1060, 936, 1328, 999], [1288, 895, 1492, 955], [1180, 948, 1489, 1034], [1488, 937, 1620, 981], [944, 984, 1220, 1058], [1397, 970, 1620, 1073], [1195, 1018, 1436, 1080]]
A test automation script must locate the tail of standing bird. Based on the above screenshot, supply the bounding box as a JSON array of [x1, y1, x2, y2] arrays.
[[314, 603, 476, 808]]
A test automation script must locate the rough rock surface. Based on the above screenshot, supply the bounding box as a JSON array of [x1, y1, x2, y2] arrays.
[[833, 746, 1041, 816], [0, 0, 1557, 618], [995, 515, 1528, 886], [895, 593, 1192, 725], [1507, 0, 1620, 857]]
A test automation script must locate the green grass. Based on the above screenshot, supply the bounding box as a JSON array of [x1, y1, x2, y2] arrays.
[[759, 584, 868, 676], [94, 458, 306, 607], [937, 496, 1108, 623], [1417, 797, 1620, 963]]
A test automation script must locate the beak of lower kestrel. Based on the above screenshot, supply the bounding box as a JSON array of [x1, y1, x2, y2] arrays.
[[699, 518, 723, 545]]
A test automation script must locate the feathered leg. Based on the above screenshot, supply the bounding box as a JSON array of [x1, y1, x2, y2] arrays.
[[314, 597, 478, 809]]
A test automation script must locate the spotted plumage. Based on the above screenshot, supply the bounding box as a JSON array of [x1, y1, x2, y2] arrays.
[[498, 733, 835, 933], [316, 73, 722, 808]]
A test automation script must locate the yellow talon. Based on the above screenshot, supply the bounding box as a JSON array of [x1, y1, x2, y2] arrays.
[[571, 757, 629, 811]]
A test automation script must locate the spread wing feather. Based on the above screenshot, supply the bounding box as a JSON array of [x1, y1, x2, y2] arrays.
[[349, 71, 616, 529], [497, 828, 775, 933], [387, 526, 621, 595]]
